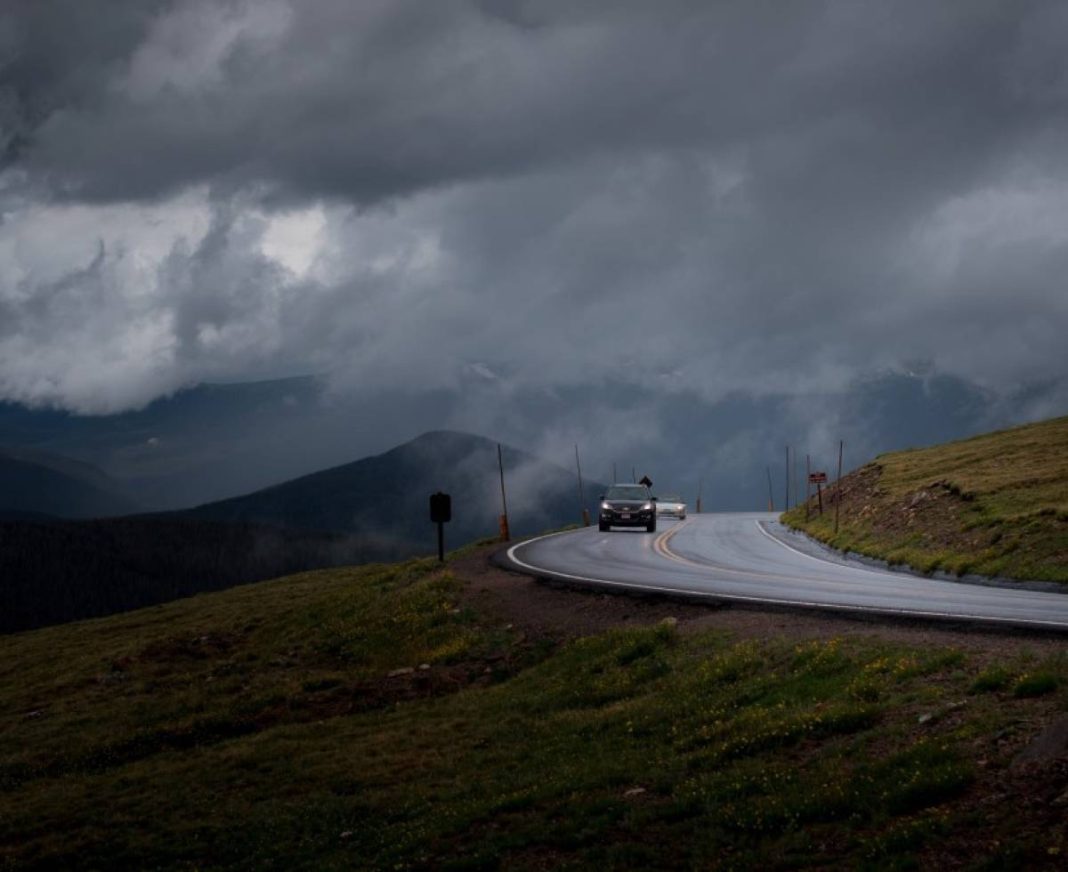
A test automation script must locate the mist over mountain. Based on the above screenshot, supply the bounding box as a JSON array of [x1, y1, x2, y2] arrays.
[[0, 377, 338, 509], [0, 430, 601, 633], [0, 369, 1059, 514], [183, 430, 603, 549]]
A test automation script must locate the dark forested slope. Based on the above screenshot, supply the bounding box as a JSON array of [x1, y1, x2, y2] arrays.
[[0, 517, 393, 633], [0, 450, 138, 518]]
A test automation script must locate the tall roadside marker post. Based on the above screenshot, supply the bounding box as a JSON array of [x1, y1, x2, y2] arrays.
[[766, 466, 775, 511], [785, 446, 790, 510], [575, 444, 590, 527], [805, 454, 811, 520], [834, 439, 844, 535], [796, 448, 802, 515], [497, 444, 510, 542], [696, 478, 703, 514], [429, 492, 451, 562]]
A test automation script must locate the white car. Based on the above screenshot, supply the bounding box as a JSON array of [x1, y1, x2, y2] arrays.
[[655, 494, 687, 519]]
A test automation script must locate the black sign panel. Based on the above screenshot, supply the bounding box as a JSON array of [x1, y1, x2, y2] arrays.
[[430, 491, 452, 523]]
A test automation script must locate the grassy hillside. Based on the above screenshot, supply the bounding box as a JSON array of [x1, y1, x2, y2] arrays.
[[784, 416, 1068, 582], [2, 544, 1067, 869]]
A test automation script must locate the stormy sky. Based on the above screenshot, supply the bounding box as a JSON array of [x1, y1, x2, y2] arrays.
[[2, 0, 1068, 426]]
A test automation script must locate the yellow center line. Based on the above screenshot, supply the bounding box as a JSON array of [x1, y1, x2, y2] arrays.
[[652, 519, 816, 585], [652, 521, 693, 566]]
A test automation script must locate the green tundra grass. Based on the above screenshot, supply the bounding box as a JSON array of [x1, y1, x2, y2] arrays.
[[2, 547, 1067, 870], [784, 416, 1068, 582]]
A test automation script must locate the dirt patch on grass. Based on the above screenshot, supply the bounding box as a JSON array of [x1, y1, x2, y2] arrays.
[[851, 465, 984, 547], [919, 756, 1068, 870], [136, 631, 241, 663]]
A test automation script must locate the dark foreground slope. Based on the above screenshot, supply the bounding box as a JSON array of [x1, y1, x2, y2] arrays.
[[185, 429, 601, 546], [2, 545, 1066, 870], [784, 415, 1068, 582]]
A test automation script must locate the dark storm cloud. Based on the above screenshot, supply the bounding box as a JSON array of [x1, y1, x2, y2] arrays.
[[10, 0, 1056, 207], [1, 0, 1067, 416], [0, 1, 168, 167]]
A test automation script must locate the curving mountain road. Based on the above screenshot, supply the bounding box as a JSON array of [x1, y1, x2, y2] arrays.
[[500, 513, 1068, 632]]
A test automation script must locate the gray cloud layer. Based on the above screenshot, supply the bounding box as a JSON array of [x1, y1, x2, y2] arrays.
[[1, 0, 1067, 414]]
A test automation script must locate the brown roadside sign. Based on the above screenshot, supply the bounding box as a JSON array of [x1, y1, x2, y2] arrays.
[[809, 472, 828, 484]]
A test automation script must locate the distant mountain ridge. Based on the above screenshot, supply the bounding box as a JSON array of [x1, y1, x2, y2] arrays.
[[184, 429, 603, 549], [0, 449, 139, 519], [0, 376, 331, 510], [0, 370, 1063, 512]]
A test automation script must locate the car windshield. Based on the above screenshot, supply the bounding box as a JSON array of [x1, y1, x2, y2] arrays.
[[657, 494, 682, 502], [605, 485, 649, 500]]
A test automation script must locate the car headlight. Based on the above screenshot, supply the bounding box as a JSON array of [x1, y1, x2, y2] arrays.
[[642, 502, 653, 511], [601, 502, 611, 511]]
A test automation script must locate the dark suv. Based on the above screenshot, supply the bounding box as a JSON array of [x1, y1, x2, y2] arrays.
[[599, 484, 657, 532]]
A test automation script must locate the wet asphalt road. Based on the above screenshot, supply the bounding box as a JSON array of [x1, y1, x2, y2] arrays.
[[502, 513, 1068, 632]]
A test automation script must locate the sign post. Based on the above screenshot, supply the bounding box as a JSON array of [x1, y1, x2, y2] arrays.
[[805, 454, 811, 520], [429, 492, 451, 562], [785, 446, 790, 510]]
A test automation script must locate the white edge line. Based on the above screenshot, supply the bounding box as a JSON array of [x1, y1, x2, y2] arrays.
[[754, 519, 862, 568], [505, 527, 1068, 631], [754, 519, 934, 582]]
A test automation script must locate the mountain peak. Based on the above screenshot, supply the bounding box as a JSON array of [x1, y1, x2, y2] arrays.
[[186, 429, 603, 544]]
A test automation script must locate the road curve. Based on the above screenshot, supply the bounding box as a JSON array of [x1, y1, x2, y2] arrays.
[[500, 513, 1068, 632]]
